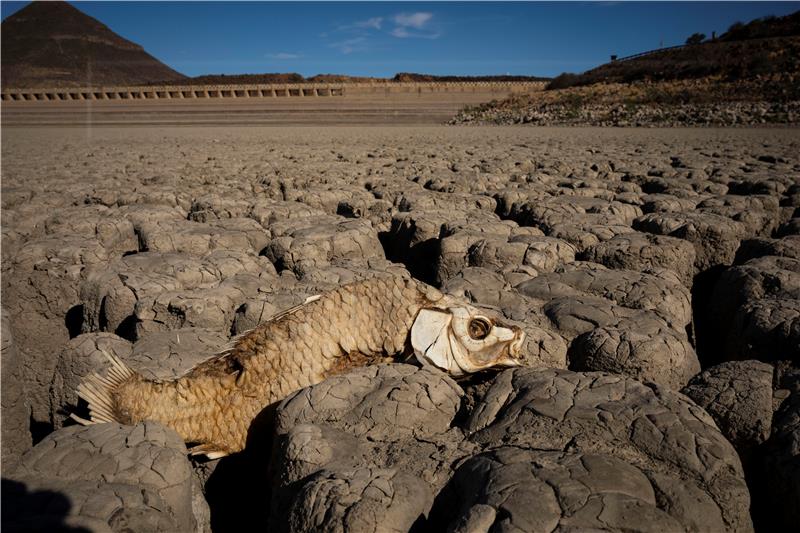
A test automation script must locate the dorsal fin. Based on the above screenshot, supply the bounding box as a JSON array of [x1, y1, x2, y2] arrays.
[[267, 294, 322, 322], [205, 293, 325, 376], [218, 294, 323, 355]]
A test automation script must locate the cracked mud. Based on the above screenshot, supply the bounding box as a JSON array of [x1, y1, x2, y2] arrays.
[[2, 126, 798, 532]]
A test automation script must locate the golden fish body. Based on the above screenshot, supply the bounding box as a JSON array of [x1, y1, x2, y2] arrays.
[[75, 274, 524, 457]]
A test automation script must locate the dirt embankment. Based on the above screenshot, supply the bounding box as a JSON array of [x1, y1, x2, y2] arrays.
[[452, 75, 800, 126]]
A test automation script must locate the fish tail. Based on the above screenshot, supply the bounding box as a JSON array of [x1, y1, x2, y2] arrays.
[[71, 349, 138, 426]]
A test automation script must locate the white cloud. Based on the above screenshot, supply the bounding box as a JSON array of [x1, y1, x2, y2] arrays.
[[336, 17, 382, 32], [390, 27, 409, 38], [329, 37, 366, 55], [267, 52, 301, 60], [354, 17, 382, 30], [390, 28, 441, 39], [326, 11, 437, 47], [394, 12, 432, 29], [390, 11, 439, 39]]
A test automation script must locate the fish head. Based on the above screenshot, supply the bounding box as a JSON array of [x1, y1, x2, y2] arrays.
[[411, 299, 525, 377]]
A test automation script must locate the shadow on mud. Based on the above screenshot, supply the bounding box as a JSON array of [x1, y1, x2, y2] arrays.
[[1, 478, 91, 532], [202, 404, 277, 532]]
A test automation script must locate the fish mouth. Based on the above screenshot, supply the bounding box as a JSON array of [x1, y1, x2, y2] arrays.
[[493, 331, 526, 370], [509, 331, 525, 357]]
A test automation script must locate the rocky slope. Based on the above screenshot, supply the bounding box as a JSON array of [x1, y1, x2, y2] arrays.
[[1, 1, 186, 88], [451, 76, 800, 126]]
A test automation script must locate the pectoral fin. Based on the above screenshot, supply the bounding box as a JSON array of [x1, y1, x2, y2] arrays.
[[188, 443, 230, 460]]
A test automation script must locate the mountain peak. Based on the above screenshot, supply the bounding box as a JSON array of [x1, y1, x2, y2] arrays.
[[1, 1, 186, 88]]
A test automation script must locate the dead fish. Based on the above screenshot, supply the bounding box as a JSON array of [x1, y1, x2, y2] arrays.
[[73, 274, 525, 458]]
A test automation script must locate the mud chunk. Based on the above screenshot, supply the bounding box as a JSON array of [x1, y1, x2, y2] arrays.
[[285, 467, 431, 533], [80, 251, 275, 338], [581, 232, 696, 286], [776, 217, 800, 237], [137, 217, 269, 256], [43, 206, 139, 256], [271, 364, 468, 532], [263, 218, 384, 275], [711, 256, 800, 361], [735, 235, 800, 263], [49, 333, 133, 430], [188, 194, 253, 222], [465, 368, 753, 532], [682, 360, 773, 453], [758, 390, 800, 531], [547, 221, 636, 252], [633, 211, 747, 271], [1, 308, 32, 467], [248, 199, 326, 228], [128, 328, 228, 380], [571, 316, 700, 389], [516, 264, 692, 330], [434, 448, 683, 532], [3, 422, 208, 533], [387, 210, 515, 285], [640, 193, 699, 214], [509, 234, 576, 273], [508, 196, 641, 231], [132, 273, 267, 338], [697, 194, 780, 238]]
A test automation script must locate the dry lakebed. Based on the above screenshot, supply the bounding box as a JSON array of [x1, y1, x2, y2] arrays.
[[2, 125, 799, 532]]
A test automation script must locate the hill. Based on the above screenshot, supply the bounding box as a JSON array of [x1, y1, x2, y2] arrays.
[[453, 11, 800, 127], [392, 73, 550, 83], [157, 73, 546, 86], [547, 11, 800, 89], [1, 1, 186, 89], [167, 73, 384, 85], [164, 73, 307, 86]]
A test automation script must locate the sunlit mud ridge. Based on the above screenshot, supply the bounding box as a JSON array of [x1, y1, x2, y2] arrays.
[[2, 126, 798, 531]]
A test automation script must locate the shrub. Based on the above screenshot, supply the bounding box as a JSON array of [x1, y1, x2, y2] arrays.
[[686, 33, 706, 45], [546, 72, 582, 90]]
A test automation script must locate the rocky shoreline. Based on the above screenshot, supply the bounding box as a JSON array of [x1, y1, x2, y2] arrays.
[[451, 76, 800, 127], [452, 99, 800, 127]]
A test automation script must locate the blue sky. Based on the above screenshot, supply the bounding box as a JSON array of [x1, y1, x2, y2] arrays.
[[2, 1, 798, 78]]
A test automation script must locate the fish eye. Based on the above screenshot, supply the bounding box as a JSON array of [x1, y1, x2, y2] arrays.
[[468, 318, 491, 340]]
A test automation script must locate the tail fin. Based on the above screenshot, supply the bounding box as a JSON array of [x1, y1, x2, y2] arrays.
[[70, 349, 137, 426]]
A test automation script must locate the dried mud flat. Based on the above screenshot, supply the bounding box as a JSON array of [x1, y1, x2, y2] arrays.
[[2, 125, 799, 532]]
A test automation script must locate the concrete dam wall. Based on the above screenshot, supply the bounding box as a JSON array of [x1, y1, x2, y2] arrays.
[[1, 81, 546, 102]]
